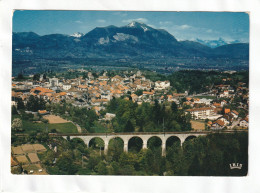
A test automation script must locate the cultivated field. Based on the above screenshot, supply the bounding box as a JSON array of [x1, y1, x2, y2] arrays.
[[43, 115, 69, 124], [191, 120, 205, 130]]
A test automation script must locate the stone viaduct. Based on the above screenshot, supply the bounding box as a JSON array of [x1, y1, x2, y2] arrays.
[[53, 131, 212, 156]]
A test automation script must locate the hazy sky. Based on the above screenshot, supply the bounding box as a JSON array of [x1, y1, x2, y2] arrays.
[[13, 11, 249, 42]]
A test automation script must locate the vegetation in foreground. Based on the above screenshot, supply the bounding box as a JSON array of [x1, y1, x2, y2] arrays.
[[12, 132, 248, 176]]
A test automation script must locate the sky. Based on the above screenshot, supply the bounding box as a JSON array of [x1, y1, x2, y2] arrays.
[[13, 11, 249, 42]]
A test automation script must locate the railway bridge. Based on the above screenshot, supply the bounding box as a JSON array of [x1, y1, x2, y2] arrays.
[[51, 130, 246, 156]]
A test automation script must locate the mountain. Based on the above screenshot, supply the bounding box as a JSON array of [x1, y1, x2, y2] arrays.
[[195, 38, 247, 49], [12, 22, 249, 63], [195, 38, 228, 48], [70, 32, 84, 38], [213, 43, 249, 59]]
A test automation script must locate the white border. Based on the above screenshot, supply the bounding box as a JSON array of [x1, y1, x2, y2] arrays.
[[1, 0, 260, 192]]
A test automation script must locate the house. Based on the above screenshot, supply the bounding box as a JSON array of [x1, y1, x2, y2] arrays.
[[143, 91, 154, 97], [211, 120, 225, 130], [167, 95, 179, 103], [30, 87, 55, 97], [218, 114, 233, 126], [38, 110, 49, 115], [77, 85, 88, 91], [49, 77, 59, 87], [11, 101, 17, 107], [221, 100, 227, 107], [62, 84, 71, 91], [219, 90, 229, 98], [105, 113, 116, 121], [88, 72, 94, 80], [240, 117, 248, 128], [93, 106, 101, 115], [16, 82, 25, 90], [98, 76, 109, 81], [101, 92, 112, 101], [224, 108, 230, 114], [194, 98, 213, 106], [111, 89, 123, 98], [111, 75, 123, 82], [131, 94, 138, 102], [231, 110, 239, 119], [154, 81, 170, 90], [213, 102, 221, 108], [91, 98, 108, 106]]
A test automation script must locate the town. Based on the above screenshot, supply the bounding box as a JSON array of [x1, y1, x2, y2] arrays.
[[11, 69, 249, 175]]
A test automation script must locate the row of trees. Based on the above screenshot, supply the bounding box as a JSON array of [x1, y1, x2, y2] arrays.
[[105, 98, 191, 133], [44, 97, 191, 133], [12, 95, 46, 112]]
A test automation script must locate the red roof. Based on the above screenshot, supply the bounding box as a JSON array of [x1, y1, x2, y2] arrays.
[[232, 110, 239, 115], [224, 109, 230, 114], [214, 120, 225, 127]]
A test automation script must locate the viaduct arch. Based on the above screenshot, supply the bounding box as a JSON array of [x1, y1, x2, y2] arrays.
[[58, 132, 207, 156]]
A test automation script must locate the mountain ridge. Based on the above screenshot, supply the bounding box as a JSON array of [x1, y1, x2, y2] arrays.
[[12, 21, 249, 63]]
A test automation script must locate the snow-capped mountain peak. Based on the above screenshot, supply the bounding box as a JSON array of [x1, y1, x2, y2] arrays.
[[127, 21, 139, 27], [126, 21, 150, 32], [70, 32, 84, 38]]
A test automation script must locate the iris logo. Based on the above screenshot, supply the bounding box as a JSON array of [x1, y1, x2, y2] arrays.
[[229, 163, 242, 169]]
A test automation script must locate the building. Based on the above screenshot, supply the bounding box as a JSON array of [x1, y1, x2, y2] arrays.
[[154, 81, 170, 90], [231, 110, 239, 119], [63, 84, 71, 91], [211, 120, 225, 130], [193, 98, 213, 106], [240, 117, 248, 128], [105, 113, 116, 121], [185, 107, 215, 120], [49, 78, 59, 87]]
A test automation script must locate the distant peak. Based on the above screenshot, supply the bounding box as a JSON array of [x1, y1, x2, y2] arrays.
[[127, 21, 142, 27], [70, 32, 84, 38], [126, 21, 152, 32]]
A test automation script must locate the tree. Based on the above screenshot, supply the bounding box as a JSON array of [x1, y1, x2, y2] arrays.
[[17, 73, 24, 80], [12, 118, 23, 132], [188, 154, 201, 176], [56, 152, 78, 174], [12, 106, 18, 115], [135, 90, 143, 96], [95, 161, 108, 175], [26, 95, 46, 112], [153, 99, 161, 124], [124, 120, 134, 132], [17, 98, 25, 110], [42, 150, 55, 166], [33, 73, 40, 81], [171, 102, 178, 112]]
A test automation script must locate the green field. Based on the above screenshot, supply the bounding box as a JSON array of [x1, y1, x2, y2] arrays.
[[22, 121, 78, 134]]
